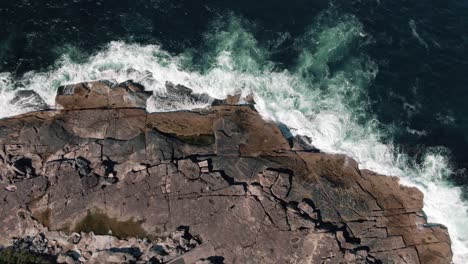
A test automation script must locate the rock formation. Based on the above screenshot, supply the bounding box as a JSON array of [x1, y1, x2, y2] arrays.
[[0, 80, 452, 263]]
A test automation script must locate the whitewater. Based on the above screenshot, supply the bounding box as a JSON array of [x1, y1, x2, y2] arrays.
[[0, 12, 467, 262]]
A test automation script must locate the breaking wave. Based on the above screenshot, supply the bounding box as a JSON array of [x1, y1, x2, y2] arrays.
[[0, 10, 467, 262]]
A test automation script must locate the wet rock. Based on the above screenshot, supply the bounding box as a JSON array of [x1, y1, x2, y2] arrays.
[[10, 90, 48, 111], [75, 157, 92, 176], [212, 92, 256, 106], [57, 253, 78, 264], [56, 80, 152, 110], [149, 82, 214, 111], [291, 135, 319, 152], [88, 251, 136, 263], [13, 157, 36, 178]]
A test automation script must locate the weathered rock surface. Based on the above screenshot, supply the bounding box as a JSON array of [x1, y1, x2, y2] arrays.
[[0, 81, 452, 263]]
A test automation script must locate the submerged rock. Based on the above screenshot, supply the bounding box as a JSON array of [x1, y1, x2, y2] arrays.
[[10, 90, 48, 111], [0, 81, 453, 263], [148, 81, 215, 111]]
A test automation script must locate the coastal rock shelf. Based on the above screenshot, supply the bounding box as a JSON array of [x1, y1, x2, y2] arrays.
[[0, 81, 452, 263]]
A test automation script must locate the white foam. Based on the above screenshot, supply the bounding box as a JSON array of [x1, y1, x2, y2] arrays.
[[0, 20, 467, 262]]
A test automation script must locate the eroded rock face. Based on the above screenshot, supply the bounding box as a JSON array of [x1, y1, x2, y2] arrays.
[[0, 81, 452, 263]]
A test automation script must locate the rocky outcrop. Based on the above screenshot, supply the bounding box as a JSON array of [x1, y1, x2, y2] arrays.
[[0, 80, 452, 263]]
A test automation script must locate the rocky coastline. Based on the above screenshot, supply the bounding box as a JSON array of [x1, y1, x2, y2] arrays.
[[0, 80, 452, 263]]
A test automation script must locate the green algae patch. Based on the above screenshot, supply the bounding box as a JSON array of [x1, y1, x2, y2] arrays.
[[29, 194, 52, 229], [74, 211, 147, 239], [0, 248, 56, 264]]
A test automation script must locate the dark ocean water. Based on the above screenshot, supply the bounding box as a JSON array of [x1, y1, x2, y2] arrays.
[[1, 0, 468, 260]]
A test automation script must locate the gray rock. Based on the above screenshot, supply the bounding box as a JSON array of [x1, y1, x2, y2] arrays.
[[10, 90, 48, 111], [148, 82, 214, 111]]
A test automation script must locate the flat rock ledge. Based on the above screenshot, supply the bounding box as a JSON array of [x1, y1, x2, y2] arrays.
[[0, 80, 452, 263]]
